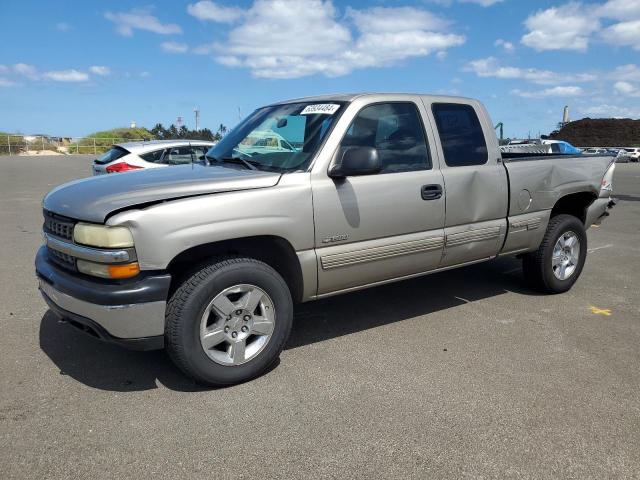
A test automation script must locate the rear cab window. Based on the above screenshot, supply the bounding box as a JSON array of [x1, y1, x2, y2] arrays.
[[140, 149, 165, 163], [96, 146, 129, 164], [432, 103, 488, 167]]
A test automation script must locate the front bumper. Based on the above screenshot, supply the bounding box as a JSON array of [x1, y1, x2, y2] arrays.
[[36, 246, 170, 350], [585, 196, 616, 228]]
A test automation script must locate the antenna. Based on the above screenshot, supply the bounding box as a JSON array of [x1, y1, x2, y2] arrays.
[[194, 107, 200, 131]]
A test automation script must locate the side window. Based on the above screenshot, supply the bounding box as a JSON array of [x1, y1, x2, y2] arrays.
[[432, 103, 488, 167], [163, 146, 194, 165], [340, 103, 430, 173], [139, 149, 164, 163], [194, 146, 209, 161]]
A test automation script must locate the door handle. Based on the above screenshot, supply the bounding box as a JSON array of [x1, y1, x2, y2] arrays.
[[421, 184, 443, 200]]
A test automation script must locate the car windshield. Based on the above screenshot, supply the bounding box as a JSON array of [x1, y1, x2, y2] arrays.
[[205, 102, 345, 172]]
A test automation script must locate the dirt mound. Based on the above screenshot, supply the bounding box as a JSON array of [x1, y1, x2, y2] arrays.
[[549, 118, 640, 147]]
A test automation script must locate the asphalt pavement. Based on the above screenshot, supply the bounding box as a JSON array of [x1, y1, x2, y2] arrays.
[[1, 155, 639, 479]]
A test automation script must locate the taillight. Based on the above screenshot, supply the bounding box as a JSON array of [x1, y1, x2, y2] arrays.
[[600, 161, 615, 194], [106, 162, 143, 173]]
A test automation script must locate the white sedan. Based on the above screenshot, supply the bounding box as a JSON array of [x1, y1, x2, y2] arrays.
[[92, 140, 216, 175]]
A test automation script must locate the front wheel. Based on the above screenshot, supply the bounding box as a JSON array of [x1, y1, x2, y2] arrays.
[[522, 214, 587, 293], [165, 257, 293, 386]]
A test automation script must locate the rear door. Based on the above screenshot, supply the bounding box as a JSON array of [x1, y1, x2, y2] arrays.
[[425, 100, 508, 267], [312, 100, 446, 295]]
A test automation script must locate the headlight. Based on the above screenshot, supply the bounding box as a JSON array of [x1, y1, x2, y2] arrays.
[[73, 223, 134, 248], [77, 259, 140, 279]]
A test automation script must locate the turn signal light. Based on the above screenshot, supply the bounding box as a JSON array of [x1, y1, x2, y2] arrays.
[[77, 259, 140, 279], [106, 162, 143, 173], [108, 263, 141, 279]]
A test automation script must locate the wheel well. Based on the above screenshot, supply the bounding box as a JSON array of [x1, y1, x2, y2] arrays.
[[551, 192, 596, 224], [167, 236, 304, 303]]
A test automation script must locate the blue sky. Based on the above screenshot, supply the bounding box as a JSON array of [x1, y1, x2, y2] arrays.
[[1, 0, 639, 138]]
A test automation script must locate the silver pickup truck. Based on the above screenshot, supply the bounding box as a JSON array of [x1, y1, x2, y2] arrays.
[[37, 93, 616, 386]]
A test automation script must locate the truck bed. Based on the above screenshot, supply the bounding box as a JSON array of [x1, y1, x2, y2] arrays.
[[502, 153, 613, 218]]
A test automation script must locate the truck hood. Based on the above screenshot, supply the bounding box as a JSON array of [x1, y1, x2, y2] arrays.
[[44, 164, 281, 223]]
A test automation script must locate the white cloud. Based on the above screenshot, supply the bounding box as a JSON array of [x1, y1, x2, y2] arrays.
[[521, 2, 599, 52], [460, 0, 503, 5], [193, 42, 217, 55], [427, 0, 503, 5], [614, 81, 634, 94], [3, 63, 114, 84], [596, 0, 640, 21], [0, 78, 17, 87], [349, 7, 464, 67], [105, 8, 182, 36], [55, 22, 72, 32], [187, 1, 244, 23], [601, 20, 640, 50], [161, 41, 189, 53], [580, 104, 640, 118], [612, 64, 640, 82], [14, 63, 39, 80], [521, 1, 640, 52], [206, 0, 465, 79], [42, 70, 89, 82], [464, 57, 596, 85], [494, 39, 515, 52], [347, 6, 448, 32], [89, 65, 111, 76], [614, 81, 640, 97], [511, 86, 584, 98]]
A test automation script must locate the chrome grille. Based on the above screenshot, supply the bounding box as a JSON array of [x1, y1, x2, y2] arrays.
[[48, 247, 76, 270], [43, 211, 75, 241], [43, 210, 77, 271]]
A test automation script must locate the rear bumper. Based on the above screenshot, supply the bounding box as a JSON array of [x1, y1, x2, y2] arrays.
[[585, 196, 616, 228], [36, 246, 170, 349]]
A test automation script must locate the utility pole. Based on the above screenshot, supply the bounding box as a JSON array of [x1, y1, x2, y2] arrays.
[[194, 108, 200, 131]]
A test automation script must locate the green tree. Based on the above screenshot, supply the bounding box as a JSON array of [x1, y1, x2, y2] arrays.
[[167, 124, 178, 139], [150, 123, 166, 140]]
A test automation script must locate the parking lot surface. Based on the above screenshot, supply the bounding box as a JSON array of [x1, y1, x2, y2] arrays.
[[1, 155, 639, 479]]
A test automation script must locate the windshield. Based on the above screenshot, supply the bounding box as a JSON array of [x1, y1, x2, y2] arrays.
[[205, 102, 345, 172]]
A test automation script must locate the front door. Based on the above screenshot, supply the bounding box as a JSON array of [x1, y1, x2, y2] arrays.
[[312, 101, 446, 295]]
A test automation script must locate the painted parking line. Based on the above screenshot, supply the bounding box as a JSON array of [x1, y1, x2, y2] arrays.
[[587, 244, 613, 253], [590, 306, 612, 316]]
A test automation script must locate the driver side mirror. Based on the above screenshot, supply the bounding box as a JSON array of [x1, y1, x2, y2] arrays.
[[328, 146, 381, 178]]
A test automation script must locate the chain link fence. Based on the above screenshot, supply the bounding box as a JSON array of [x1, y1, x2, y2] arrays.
[[0, 135, 149, 156]]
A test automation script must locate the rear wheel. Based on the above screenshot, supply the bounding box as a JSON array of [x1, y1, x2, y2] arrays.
[[165, 257, 293, 386], [522, 214, 587, 293]]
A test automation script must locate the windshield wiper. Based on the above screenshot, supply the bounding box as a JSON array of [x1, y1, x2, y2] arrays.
[[207, 155, 259, 171]]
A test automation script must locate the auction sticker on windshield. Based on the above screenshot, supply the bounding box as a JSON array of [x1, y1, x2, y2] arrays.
[[300, 104, 340, 115]]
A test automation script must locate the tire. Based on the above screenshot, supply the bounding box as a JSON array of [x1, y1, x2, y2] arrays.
[[165, 257, 293, 387], [522, 214, 587, 294]]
